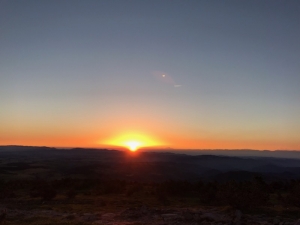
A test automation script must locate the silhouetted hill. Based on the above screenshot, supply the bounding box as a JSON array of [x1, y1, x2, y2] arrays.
[[0, 146, 300, 182], [159, 149, 300, 159]]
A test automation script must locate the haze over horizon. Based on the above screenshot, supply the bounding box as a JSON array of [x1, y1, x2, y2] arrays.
[[1, 0, 299, 150]]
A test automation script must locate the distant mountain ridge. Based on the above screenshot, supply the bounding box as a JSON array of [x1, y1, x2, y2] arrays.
[[0, 145, 300, 182], [1, 145, 300, 159], [141, 149, 300, 159]]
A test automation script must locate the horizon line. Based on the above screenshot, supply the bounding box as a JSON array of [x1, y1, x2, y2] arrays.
[[1, 145, 300, 152]]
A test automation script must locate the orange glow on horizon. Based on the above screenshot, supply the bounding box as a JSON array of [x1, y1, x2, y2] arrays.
[[101, 131, 165, 151], [1, 128, 299, 151]]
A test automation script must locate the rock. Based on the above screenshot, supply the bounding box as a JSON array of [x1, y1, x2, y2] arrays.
[[101, 213, 115, 220], [294, 219, 300, 225]]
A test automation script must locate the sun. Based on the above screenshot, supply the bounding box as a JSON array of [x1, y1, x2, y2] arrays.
[[101, 131, 164, 151], [125, 140, 141, 151]]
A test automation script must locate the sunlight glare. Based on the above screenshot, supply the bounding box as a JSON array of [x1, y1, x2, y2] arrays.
[[125, 140, 141, 151], [102, 132, 164, 151]]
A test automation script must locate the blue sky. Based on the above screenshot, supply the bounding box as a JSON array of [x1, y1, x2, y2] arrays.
[[1, 0, 299, 149]]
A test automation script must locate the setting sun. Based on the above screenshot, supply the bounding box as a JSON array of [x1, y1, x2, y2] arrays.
[[125, 140, 141, 151], [101, 132, 165, 151]]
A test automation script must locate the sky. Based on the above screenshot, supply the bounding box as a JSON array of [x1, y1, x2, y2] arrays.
[[1, 0, 299, 150]]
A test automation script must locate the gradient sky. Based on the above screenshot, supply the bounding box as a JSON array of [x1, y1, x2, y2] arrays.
[[1, 0, 299, 150]]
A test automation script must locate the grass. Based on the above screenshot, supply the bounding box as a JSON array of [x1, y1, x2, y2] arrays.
[[1, 179, 300, 224], [2, 194, 300, 224]]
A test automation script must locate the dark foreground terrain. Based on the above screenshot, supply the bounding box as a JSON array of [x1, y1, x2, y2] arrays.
[[0, 146, 300, 224]]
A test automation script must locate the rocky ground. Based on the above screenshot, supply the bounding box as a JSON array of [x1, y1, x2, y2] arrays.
[[2, 205, 300, 225]]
